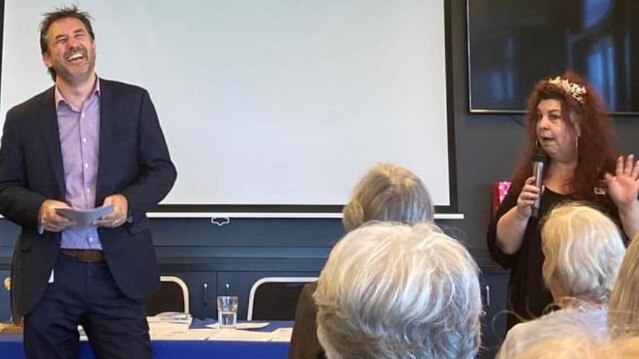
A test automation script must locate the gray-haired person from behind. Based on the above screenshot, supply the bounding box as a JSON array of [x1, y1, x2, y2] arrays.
[[289, 162, 435, 359], [315, 223, 482, 359], [341, 162, 435, 231], [496, 203, 625, 359]]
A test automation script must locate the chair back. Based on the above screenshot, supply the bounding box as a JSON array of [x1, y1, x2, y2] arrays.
[[145, 276, 190, 315], [247, 277, 316, 321]]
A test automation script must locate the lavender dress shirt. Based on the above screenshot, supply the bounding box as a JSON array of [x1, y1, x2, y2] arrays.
[[55, 80, 102, 249]]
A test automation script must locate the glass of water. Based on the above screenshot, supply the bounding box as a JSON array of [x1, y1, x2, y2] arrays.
[[217, 295, 239, 328]]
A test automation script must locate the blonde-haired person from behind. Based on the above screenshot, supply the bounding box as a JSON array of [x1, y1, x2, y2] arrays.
[[315, 223, 482, 359], [496, 202, 625, 359], [289, 163, 435, 359], [608, 233, 639, 338]]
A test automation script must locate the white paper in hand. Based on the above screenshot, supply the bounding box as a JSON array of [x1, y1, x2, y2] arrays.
[[55, 205, 114, 228]]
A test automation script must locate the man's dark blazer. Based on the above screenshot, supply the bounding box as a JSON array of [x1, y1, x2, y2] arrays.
[[0, 78, 177, 318]]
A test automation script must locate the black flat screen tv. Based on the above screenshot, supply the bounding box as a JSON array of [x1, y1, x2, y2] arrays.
[[467, 0, 639, 115]]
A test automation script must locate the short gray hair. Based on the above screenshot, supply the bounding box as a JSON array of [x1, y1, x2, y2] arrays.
[[314, 223, 481, 359], [541, 202, 625, 304], [342, 163, 434, 232]]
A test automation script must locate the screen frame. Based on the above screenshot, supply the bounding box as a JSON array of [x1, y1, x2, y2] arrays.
[[0, 0, 459, 216]]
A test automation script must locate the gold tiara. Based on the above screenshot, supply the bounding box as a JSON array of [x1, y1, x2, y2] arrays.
[[547, 76, 587, 104]]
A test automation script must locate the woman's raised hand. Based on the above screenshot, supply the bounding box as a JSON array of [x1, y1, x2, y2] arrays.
[[605, 154, 639, 210]]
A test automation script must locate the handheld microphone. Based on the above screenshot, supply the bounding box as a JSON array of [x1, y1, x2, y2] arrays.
[[531, 148, 547, 218]]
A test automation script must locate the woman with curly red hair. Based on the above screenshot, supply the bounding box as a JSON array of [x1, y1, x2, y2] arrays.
[[487, 71, 639, 330]]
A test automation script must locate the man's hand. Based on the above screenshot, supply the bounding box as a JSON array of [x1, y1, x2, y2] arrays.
[[94, 194, 129, 228], [39, 200, 74, 232]]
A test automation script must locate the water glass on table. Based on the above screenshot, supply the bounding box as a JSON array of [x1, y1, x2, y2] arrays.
[[217, 295, 239, 328]]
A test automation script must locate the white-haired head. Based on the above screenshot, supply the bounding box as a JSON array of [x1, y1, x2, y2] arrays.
[[314, 222, 482, 359], [541, 202, 625, 305]]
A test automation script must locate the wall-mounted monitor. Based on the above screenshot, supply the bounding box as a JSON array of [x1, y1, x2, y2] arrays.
[[467, 0, 639, 115]]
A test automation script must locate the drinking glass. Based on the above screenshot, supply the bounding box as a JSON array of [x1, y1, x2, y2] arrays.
[[217, 295, 239, 328]]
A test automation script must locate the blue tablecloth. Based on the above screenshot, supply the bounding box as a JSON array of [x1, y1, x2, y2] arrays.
[[0, 321, 292, 359]]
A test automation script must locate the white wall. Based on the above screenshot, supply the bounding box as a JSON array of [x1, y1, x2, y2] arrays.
[[1, 0, 452, 211]]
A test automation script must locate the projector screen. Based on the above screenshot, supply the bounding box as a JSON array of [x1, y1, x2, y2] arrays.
[[0, 0, 457, 215]]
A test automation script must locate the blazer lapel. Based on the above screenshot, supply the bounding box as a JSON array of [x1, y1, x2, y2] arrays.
[[96, 79, 115, 201], [39, 88, 66, 197]]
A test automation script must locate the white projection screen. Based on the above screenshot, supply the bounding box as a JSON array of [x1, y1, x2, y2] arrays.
[[0, 0, 457, 216]]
